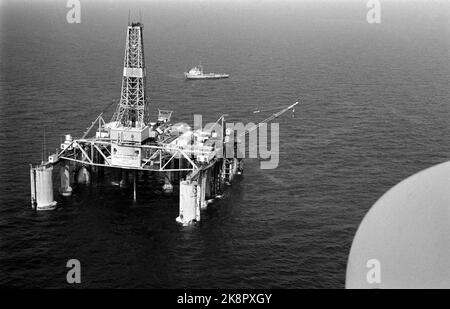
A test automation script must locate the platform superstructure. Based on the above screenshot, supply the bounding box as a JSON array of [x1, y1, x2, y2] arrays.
[[29, 21, 296, 225]]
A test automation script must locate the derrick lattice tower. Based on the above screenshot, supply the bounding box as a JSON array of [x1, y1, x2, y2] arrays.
[[112, 22, 149, 128]]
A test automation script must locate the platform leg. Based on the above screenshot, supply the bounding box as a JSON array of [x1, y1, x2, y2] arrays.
[[176, 179, 198, 225], [60, 163, 72, 196], [77, 165, 91, 184], [200, 171, 207, 209], [30, 165, 57, 211], [133, 170, 137, 202], [163, 173, 174, 194], [120, 169, 129, 188], [163, 160, 174, 194]]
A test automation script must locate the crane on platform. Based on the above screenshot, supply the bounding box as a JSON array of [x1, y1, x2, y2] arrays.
[[238, 101, 299, 139], [220, 100, 299, 144]]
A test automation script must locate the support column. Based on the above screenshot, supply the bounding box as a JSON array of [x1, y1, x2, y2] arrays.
[[111, 168, 121, 186], [90, 144, 97, 175], [197, 171, 207, 209], [69, 161, 75, 184], [212, 166, 217, 196], [133, 170, 137, 202], [120, 169, 129, 188], [163, 159, 174, 194], [237, 158, 244, 175], [163, 174, 174, 194], [60, 162, 72, 196], [77, 165, 91, 184], [96, 149, 105, 179], [201, 170, 207, 208], [205, 167, 212, 199], [176, 179, 199, 225], [179, 157, 184, 181], [30, 165, 57, 211], [219, 159, 225, 190], [228, 159, 234, 183], [223, 159, 231, 185], [215, 162, 222, 195], [30, 165, 36, 209]]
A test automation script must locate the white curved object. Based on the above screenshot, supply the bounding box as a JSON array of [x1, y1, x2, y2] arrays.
[[346, 161, 450, 288]]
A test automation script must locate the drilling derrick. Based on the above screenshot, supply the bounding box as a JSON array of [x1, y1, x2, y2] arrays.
[[112, 22, 148, 128]]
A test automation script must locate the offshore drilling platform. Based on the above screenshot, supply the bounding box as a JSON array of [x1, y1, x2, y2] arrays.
[[29, 21, 297, 225]]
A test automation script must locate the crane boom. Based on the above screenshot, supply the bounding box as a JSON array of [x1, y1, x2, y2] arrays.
[[236, 101, 299, 138]]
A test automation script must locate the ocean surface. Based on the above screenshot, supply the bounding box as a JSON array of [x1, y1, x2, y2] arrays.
[[0, 0, 449, 288]]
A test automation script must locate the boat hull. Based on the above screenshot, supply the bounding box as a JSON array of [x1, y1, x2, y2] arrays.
[[184, 73, 229, 80]]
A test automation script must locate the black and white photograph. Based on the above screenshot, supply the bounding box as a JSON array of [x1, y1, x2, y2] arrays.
[[0, 0, 449, 294]]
